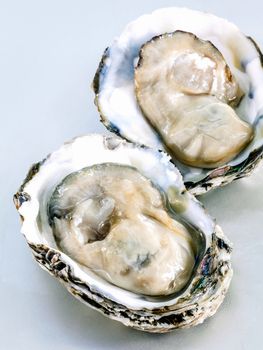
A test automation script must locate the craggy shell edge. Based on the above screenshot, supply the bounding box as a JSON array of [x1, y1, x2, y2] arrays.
[[12, 226, 233, 333]]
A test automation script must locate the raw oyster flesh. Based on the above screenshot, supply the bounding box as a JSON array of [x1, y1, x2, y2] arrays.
[[135, 31, 253, 168]]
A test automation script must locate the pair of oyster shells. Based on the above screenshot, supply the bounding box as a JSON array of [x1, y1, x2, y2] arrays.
[[14, 8, 263, 333]]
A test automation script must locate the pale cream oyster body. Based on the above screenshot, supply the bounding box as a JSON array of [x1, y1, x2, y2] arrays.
[[135, 31, 254, 168], [48, 163, 195, 296]]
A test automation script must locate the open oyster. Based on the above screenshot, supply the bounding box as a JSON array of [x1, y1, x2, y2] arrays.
[[93, 8, 263, 195], [14, 134, 232, 332]]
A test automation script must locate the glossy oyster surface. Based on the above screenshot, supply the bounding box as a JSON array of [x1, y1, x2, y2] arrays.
[[135, 31, 253, 169], [48, 163, 195, 296], [93, 7, 263, 195], [14, 134, 232, 332]]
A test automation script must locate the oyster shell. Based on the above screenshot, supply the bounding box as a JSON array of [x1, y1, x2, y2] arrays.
[[14, 134, 232, 332], [93, 7, 263, 195]]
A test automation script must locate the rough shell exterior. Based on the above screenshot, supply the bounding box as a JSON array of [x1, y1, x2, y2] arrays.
[[18, 229, 232, 332]]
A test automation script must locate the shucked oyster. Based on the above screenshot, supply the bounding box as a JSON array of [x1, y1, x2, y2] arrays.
[[135, 31, 253, 169], [14, 134, 232, 332], [93, 8, 263, 195], [48, 164, 195, 296]]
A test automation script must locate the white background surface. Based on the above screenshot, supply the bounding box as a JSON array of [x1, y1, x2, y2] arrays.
[[1, 1, 263, 349]]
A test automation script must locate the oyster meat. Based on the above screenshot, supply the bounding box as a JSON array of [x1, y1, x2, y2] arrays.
[[48, 163, 195, 296], [93, 8, 263, 194], [135, 31, 253, 168], [14, 134, 232, 332]]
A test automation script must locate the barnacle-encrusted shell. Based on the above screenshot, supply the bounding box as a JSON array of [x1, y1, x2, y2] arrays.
[[14, 134, 232, 332], [93, 7, 263, 195]]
